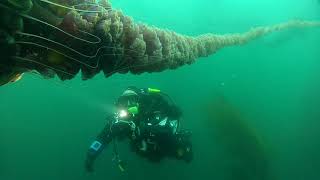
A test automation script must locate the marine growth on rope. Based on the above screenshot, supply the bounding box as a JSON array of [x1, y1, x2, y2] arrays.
[[0, 0, 319, 86]]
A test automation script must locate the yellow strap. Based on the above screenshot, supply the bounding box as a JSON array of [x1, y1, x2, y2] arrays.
[[148, 88, 161, 93]]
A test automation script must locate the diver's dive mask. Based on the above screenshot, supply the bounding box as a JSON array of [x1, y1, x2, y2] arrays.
[[116, 89, 140, 119], [117, 92, 139, 107]]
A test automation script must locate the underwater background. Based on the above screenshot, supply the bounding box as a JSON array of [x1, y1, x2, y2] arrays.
[[1, 0, 320, 180]]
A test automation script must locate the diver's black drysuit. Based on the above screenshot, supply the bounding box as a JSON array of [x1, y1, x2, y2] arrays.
[[85, 87, 193, 172]]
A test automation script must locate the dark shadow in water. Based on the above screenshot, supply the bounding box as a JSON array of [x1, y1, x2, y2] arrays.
[[201, 93, 270, 180], [299, 71, 320, 178]]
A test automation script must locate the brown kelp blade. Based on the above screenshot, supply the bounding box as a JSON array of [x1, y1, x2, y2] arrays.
[[202, 93, 270, 180]]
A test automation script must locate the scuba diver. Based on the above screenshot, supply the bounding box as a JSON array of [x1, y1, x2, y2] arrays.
[[85, 86, 193, 172]]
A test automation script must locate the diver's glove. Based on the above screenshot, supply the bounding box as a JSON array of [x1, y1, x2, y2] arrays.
[[85, 148, 98, 173], [85, 158, 94, 172], [175, 130, 193, 162], [85, 161, 93, 173]]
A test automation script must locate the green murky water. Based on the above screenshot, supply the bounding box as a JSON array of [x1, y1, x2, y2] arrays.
[[1, 0, 320, 179]]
